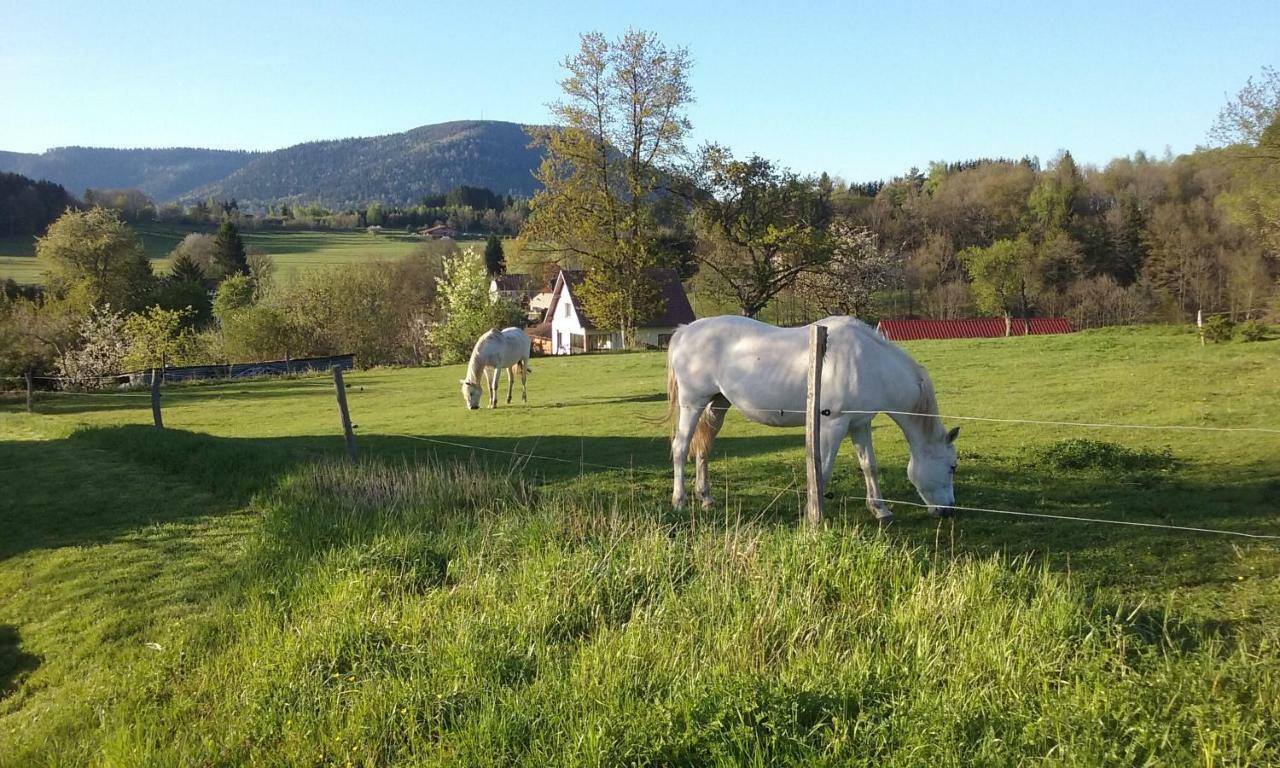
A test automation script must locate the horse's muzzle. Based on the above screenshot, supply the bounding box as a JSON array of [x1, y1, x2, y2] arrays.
[[468, 405, 478, 410], [930, 506, 956, 519]]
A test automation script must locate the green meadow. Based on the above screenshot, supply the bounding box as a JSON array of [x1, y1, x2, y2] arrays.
[[0, 225, 446, 286], [2, 326, 1278, 765]]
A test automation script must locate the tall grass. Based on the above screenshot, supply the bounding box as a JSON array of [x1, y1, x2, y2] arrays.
[[9, 458, 1271, 767]]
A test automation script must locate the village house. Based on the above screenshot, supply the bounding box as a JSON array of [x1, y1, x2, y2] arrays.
[[488, 273, 546, 323], [528, 268, 696, 355]]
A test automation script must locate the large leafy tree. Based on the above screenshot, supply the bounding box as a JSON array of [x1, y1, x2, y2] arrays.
[[524, 30, 692, 346], [693, 146, 831, 317], [794, 223, 896, 317], [1210, 67, 1280, 258], [36, 207, 153, 312], [432, 248, 523, 363]]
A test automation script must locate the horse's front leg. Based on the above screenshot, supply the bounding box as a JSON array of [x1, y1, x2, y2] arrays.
[[488, 368, 500, 408], [506, 365, 515, 404], [818, 416, 848, 492], [849, 421, 893, 521], [520, 361, 528, 403]]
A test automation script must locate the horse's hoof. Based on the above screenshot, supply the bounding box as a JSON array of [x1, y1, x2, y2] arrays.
[[699, 497, 716, 511], [876, 514, 894, 526]]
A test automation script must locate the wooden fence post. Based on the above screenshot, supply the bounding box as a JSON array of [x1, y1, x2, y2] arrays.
[[805, 324, 828, 527], [25, 372, 33, 414], [150, 367, 164, 428], [332, 365, 357, 461]]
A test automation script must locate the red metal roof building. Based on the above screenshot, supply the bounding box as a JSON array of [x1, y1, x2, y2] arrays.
[[876, 318, 1073, 341]]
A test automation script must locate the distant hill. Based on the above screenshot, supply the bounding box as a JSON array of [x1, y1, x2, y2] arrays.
[[187, 121, 544, 207], [0, 147, 259, 202], [0, 121, 545, 208]]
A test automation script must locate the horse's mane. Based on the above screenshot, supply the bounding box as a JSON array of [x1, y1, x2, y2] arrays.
[[912, 375, 945, 441], [857, 322, 945, 441], [463, 330, 498, 384]]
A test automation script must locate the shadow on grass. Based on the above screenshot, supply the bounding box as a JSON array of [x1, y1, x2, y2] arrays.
[[4, 424, 1277, 600], [0, 624, 40, 700]]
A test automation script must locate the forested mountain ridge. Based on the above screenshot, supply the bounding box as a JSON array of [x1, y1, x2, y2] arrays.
[[0, 121, 545, 208], [0, 147, 259, 202], [186, 121, 543, 207]]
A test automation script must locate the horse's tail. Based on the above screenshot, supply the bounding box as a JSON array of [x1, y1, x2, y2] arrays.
[[660, 337, 715, 457], [662, 360, 679, 429]]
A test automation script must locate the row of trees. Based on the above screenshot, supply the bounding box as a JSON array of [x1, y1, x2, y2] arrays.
[[0, 206, 524, 380], [83, 185, 531, 236], [522, 36, 1277, 337]]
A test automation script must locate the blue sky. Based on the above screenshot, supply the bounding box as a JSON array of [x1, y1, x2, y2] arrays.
[[2, 0, 1276, 181]]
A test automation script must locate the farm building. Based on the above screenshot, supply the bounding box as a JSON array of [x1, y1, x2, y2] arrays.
[[489, 273, 539, 303], [418, 225, 456, 239], [530, 268, 695, 355], [876, 317, 1073, 341], [490, 272, 556, 323]]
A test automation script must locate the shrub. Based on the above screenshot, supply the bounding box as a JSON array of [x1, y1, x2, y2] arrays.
[[1201, 315, 1235, 343], [1238, 319, 1270, 342], [1036, 438, 1175, 472]]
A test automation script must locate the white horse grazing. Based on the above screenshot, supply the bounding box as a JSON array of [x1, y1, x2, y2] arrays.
[[665, 315, 959, 520], [460, 327, 531, 410]]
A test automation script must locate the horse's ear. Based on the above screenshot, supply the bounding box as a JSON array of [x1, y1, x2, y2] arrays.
[[946, 426, 960, 444]]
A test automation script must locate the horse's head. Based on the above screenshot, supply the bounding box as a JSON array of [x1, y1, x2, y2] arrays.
[[459, 379, 481, 410], [906, 426, 960, 517]]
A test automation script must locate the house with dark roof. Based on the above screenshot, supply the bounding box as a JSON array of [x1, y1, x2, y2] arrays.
[[530, 268, 696, 355]]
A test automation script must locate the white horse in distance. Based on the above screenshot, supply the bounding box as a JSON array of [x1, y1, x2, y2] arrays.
[[460, 327, 531, 410], [665, 315, 959, 520]]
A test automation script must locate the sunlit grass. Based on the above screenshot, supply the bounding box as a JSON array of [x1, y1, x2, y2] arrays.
[[2, 326, 1278, 764]]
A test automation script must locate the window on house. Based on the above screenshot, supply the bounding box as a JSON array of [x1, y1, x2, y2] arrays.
[[563, 301, 569, 318], [657, 333, 673, 348]]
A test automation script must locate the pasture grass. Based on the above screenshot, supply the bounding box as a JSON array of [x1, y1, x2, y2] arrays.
[[0, 225, 454, 285], [2, 326, 1279, 764]]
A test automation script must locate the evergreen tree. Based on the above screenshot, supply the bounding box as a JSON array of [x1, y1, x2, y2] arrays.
[[484, 234, 505, 276], [212, 218, 248, 276], [169, 250, 207, 284]]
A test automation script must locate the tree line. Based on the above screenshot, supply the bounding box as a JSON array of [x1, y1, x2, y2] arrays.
[[0, 206, 522, 381], [521, 37, 1277, 340]]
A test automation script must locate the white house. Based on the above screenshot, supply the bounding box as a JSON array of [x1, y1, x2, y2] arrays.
[[531, 269, 696, 355]]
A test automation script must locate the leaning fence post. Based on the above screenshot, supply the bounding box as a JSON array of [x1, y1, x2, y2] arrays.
[[150, 367, 164, 428], [25, 372, 34, 414], [1197, 308, 1204, 346], [805, 324, 828, 527], [332, 365, 357, 461]]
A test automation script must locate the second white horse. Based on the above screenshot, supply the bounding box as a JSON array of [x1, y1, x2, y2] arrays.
[[460, 327, 531, 410]]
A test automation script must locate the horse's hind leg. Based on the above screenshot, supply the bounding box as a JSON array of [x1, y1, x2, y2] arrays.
[[506, 364, 516, 403], [849, 421, 893, 521], [520, 360, 528, 403], [694, 395, 730, 509], [671, 398, 706, 511]]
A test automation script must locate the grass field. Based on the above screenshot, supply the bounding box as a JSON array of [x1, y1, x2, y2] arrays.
[[2, 326, 1278, 764], [0, 225, 469, 286]]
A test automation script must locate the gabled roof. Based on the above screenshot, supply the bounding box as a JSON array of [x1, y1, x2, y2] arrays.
[[550, 269, 696, 330], [491, 273, 537, 292], [876, 318, 1073, 341]]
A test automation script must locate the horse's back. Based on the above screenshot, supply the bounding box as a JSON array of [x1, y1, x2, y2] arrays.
[[669, 315, 921, 422]]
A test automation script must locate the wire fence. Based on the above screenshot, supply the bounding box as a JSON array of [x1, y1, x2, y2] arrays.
[[378, 431, 1280, 542], [5, 365, 1279, 543]]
